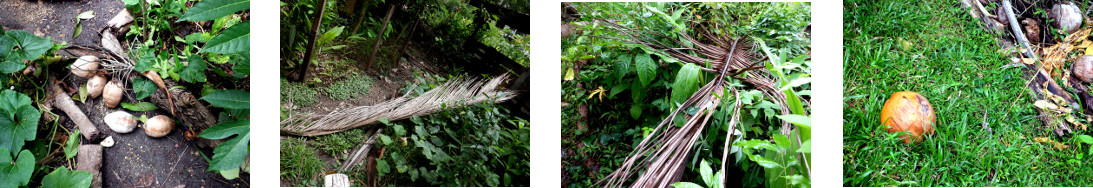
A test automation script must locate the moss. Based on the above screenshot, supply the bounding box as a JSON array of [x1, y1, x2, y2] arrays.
[[323, 73, 372, 101]]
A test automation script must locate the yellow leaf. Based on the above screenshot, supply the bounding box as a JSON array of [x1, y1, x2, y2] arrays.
[[564, 68, 575, 81], [588, 86, 605, 101]]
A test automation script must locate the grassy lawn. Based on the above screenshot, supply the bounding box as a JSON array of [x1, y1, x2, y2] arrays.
[[843, 0, 1093, 186]]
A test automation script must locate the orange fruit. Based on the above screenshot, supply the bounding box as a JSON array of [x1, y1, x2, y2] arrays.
[[880, 91, 936, 144]]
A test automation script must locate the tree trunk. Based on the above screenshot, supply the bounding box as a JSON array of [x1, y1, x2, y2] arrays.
[[396, 18, 419, 60], [366, 5, 397, 69], [297, 0, 328, 82]]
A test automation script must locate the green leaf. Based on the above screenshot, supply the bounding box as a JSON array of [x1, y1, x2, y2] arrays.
[[750, 155, 782, 169], [734, 139, 778, 151], [120, 102, 158, 112], [231, 53, 249, 78], [198, 119, 249, 140], [1078, 135, 1093, 144], [206, 123, 249, 171], [670, 182, 704, 188], [670, 63, 702, 107], [0, 149, 34, 187], [41, 167, 92, 188], [782, 175, 808, 187], [2, 30, 52, 61], [376, 159, 390, 174], [563, 68, 574, 81], [201, 89, 250, 109], [0, 60, 25, 74], [218, 168, 240, 180], [180, 56, 208, 83], [634, 53, 656, 87], [378, 134, 393, 145], [200, 21, 250, 54], [178, 0, 250, 22], [630, 105, 642, 120], [393, 124, 406, 137], [0, 90, 39, 156], [316, 26, 344, 47], [77, 84, 88, 103], [131, 77, 157, 100], [776, 114, 811, 127], [796, 140, 811, 153], [378, 118, 390, 125], [614, 54, 631, 82], [64, 129, 80, 159], [699, 160, 714, 187]]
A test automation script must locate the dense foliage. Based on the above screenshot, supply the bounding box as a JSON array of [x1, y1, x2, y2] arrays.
[[561, 2, 810, 188]]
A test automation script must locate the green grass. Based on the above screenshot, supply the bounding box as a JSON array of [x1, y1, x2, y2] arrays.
[[324, 73, 373, 100], [314, 128, 369, 159], [280, 137, 325, 187], [281, 79, 321, 107], [844, 0, 1093, 186]]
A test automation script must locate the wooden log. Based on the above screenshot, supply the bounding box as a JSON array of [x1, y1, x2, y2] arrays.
[[366, 5, 397, 69], [76, 144, 102, 188], [50, 78, 102, 141], [323, 173, 350, 187], [150, 79, 221, 149], [297, 0, 328, 82]]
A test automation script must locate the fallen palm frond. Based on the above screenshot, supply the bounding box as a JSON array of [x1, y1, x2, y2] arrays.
[[281, 73, 514, 136]]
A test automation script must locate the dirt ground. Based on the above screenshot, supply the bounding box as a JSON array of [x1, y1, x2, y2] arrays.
[[2, 0, 248, 187]]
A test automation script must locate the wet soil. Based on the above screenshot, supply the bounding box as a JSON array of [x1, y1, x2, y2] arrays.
[[0, 0, 120, 47]]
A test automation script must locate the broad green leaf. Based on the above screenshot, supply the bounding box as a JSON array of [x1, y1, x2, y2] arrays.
[[614, 55, 631, 82], [0, 90, 39, 156], [630, 104, 642, 120], [231, 53, 249, 78], [181, 56, 208, 83], [201, 89, 250, 109], [0, 149, 35, 187], [198, 119, 249, 140], [1078, 135, 1093, 144], [0, 60, 25, 74], [316, 26, 344, 47], [206, 124, 249, 171], [218, 168, 240, 180], [563, 68, 574, 81], [796, 140, 811, 153], [120, 102, 158, 112], [379, 134, 393, 145], [131, 77, 157, 100], [750, 155, 782, 169], [670, 63, 702, 107], [64, 129, 80, 159], [782, 175, 808, 187], [393, 124, 406, 137], [776, 114, 811, 127], [376, 159, 390, 174], [77, 84, 88, 103], [41, 167, 92, 188], [631, 79, 645, 103], [178, 0, 250, 22], [734, 139, 777, 151], [699, 160, 714, 187], [670, 182, 703, 188], [378, 118, 390, 125], [200, 21, 250, 54], [634, 53, 656, 87], [3, 30, 52, 61]]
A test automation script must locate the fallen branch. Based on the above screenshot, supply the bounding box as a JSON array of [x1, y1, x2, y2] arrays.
[[49, 78, 102, 141], [338, 129, 381, 172]]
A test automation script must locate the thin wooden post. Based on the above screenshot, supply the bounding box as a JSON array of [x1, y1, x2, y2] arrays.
[[366, 5, 396, 69], [350, 0, 373, 34], [297, 0, 327, 82]]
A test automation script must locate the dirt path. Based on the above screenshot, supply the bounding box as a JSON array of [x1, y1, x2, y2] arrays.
[[297, 41, 444, 115]]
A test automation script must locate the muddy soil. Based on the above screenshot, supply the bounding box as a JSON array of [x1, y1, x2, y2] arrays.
[[2, 0, 248, 187]]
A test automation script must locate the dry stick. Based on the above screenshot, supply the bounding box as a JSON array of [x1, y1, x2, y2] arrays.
[[298, 0, 328, 82], [50, 80, 101, 141], [719, 89, 741, 187], [337, 129, 381, 172], [1003, 0, 1038, 60], [366, 5, 397, 69]]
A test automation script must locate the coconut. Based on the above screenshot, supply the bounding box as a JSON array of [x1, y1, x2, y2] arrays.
[[69, 56, 100, 78], [104, 111, 137, 133], [1051, 2, 1083, 34], [103, 79, 124, 108], [1072, 55, 1093, 82], [880, 91, 937, 144], [87, 75, 107, 98], [144, 115, 174, 138]]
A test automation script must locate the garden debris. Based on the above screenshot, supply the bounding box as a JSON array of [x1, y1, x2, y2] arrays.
[[76, 144, 102, 188], [281, 73, 515, 136], [324, 173, 350, 187], [1038, 28, 1090, 78], [337, 129, 381, 172], [1033, 137, 1070, 150], [50, 77, 103, 142], [149, 79, 222, 149]]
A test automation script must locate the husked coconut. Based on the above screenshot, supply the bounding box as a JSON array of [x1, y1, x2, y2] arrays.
[[144, 115, 174, 138], [104, 111, 137, 133], [87, 75, 107, 98], [1072, 55, 1093, 82], [69, 56, 100, 78], [103, 80, 124, 108], [1052, 2, 1083, 34]]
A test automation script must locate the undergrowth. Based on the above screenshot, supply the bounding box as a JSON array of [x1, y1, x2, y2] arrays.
[[280, 137, 325, 187], [323, 73, 372, 100]]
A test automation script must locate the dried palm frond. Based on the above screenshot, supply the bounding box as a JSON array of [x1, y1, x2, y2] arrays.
[[281, 73, 515, 136], [1041, 28, 1091, 77]]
